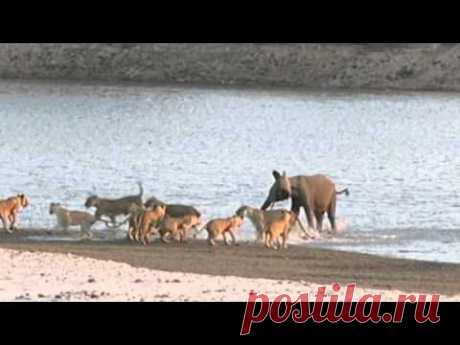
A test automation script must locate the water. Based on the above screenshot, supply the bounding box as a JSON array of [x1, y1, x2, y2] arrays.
[[1, 80, 460, 263]]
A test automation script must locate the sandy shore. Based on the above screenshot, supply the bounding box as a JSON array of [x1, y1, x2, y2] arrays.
[[1, 230, 460, 301]]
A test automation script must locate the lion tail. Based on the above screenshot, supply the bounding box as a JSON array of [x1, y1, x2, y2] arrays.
[[137, 182, 144, 198]]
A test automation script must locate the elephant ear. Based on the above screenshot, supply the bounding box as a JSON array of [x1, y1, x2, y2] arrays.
[[272, 170, 281, 180]]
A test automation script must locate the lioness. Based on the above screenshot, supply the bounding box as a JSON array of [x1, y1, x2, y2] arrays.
[[136, 204, 167, 245], [49, 203, 96, 238], [144, 197, 200, 219], [263, 210, 295, 250], [198, 214, 244, 246], [236, 205, 308, 243], [85, 182, 144, 226], [127, 203, 146, 242], [0, 194, 29, 233], [158, 213, 202, 244]]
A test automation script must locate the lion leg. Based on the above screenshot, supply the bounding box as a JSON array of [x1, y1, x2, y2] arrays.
[[1, 215, 11, 233], [256, 225, 264, 243], [79, 225, 87, 239], [272, 236, 281, 250], [161, 231, 171, 244], [134, 226, 142, 242], [282, 229, 288, 249], [264, 231, 271, 248], [229, 230, 237, 246], [142, 231, 150, 245], [180, 229, 188, 243], [128, 227, 134, 241], [86, 227, 94, 239], [9, 213, 17, 231], [223, 231, 230, 246], [84, 223, 93, 239], [208, 232, 216, 246], [109, 215, 118, 229]]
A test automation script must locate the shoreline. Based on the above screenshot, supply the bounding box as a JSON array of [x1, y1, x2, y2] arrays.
[[1, 230, 460, 299], [3, 76, 460, 96], [1, 247, 455, 302], [2, 44, 460, 93]]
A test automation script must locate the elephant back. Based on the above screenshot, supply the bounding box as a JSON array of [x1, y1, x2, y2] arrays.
[[303, 174, 336, 211]]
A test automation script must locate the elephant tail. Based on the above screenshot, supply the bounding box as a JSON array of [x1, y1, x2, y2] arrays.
[[336, 188, 349, 196]]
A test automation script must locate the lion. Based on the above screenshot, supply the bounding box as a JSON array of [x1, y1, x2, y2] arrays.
[[127, 203, 146, 242], [0, 194, 29, 233], [136, 204, 167, 245], [84, 182, 144, 226], [158, 213, 202, 244], [197, 214, 244, 246], [236, 205, 308, 244], [49, 203, 96, 239], [263, 210, 296, 250]]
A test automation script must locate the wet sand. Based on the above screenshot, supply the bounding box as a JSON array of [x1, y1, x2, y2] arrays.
[[1, 229, 460, 300]]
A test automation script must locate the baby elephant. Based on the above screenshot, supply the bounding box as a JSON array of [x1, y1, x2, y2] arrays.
[[199, 214, 244, 246], [49, 203, 97, 239]]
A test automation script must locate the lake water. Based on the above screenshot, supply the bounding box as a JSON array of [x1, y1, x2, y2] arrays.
[[1, 80, 460, 263]]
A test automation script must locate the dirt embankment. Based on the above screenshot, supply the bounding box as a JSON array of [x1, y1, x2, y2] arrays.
[[1, 230, 460, 299], [1, 43, 460, 91]]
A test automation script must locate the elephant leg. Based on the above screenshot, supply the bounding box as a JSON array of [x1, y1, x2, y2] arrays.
[[327, 199, 337, 232], [291, 199, 307, 229], [315, 211, 324, 232], [298, 195, 315, 229], [290, 199, 301, 218], [303, 204, 315, 229]]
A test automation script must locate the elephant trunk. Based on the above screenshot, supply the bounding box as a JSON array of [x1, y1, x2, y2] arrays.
[[261, 198, 272, 211]]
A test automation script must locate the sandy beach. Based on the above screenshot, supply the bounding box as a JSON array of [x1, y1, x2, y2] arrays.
[[1, 229, 459, 302]]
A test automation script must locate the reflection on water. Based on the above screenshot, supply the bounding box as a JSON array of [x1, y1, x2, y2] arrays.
[[1, 80, 460, 263]]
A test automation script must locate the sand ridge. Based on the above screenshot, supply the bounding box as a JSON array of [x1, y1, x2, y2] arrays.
[[0, 248, 457, 302]]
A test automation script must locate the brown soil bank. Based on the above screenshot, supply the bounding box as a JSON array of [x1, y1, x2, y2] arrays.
[[1, 230, 460, 296], [1, 43, 460, 92]]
